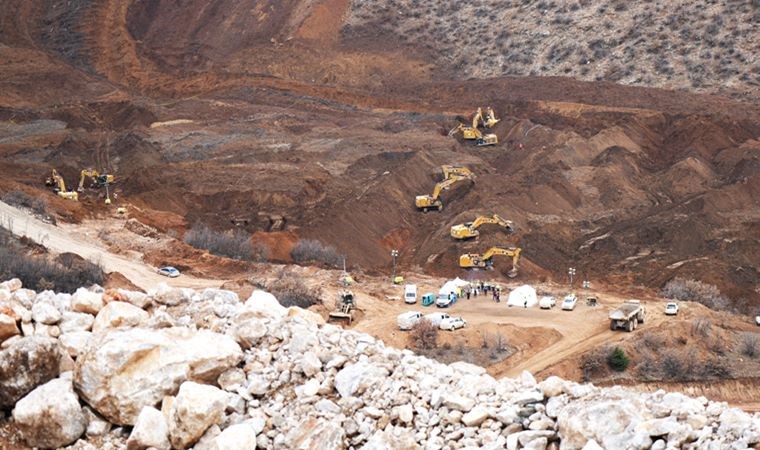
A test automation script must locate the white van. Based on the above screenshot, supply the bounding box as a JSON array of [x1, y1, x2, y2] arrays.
[[424, 312, 451, 327], [404, 285, 418, 304], [397, 311, 422, 330]]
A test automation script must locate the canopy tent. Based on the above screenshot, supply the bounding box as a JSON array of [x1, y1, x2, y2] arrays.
[[507, 285, 537, 307]]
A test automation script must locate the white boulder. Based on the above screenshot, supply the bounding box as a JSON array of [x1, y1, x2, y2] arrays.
[[127, 406, 170, 450], [74, 327, 243, 425], [169, 381, 229, 450], [92, 301, 149, 332], [12, 377, 86, 448], [71, 288, 104, 315]]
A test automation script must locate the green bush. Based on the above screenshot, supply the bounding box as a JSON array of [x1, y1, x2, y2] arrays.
[[607, 347, 630, 372]]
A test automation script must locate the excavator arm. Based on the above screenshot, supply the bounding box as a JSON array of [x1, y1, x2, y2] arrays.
[[45, 169, 78, 201], [440, 165, 474, 180], [416, 175, 470, 211], [431, 176, 464, 200], [460, 246, 521, 277], [78, 169, 115, 191], [450, 214, 514, 239]]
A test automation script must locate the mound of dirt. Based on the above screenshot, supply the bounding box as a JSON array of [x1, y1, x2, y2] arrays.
[[0, 1, 758, 311]]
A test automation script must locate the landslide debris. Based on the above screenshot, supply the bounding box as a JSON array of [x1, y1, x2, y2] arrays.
[[0, 277, 759, 449]]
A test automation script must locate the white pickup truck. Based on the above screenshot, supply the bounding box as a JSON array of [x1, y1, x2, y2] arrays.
[[609, 300, 645, 332]]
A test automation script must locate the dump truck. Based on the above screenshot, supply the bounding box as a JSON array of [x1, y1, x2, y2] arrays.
[[609, 300, 645, 332]]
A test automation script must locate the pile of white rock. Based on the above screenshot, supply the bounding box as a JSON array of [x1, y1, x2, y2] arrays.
[[1, 277, 760, 450]]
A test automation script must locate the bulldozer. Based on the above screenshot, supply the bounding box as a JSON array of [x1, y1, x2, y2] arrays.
[[78, 169, 114, 192], [44, 169, 79, 201], [328, 290, 357, 324], [450, 214, 514, 239], [459, 246, 522, 277], [415, 175, 471, 212]]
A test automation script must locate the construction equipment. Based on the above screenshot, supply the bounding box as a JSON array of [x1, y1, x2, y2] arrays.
[[448, 123, 498, 146], [609, 300, 645, 332], [439, 165, 474, 180], [78, 169, 114, 192], [478, 107, 500, 128], [459, 246, 522, 277], [415, 175, 470, 211], [328, 290, 357, 324], [450, 214, 514, 239], [44, 169, 79, 201]]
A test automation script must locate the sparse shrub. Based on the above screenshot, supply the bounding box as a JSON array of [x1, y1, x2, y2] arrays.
[[701, 359, 733, 378], [266, 277, 322, 309], [739, 333, 760, 358], [641, 334, 664, 350], [290, 239, 344, 268], [661, 350, 686, 379], [691, 319, 712, 338], [607, 347, 630, 372], [0, 228, 105, 293], [410, 319, 439, 350], [636, 354, 657, 380], [184, 223, 259, 261], [661, 277, 730, 311], [580, 347, 607, 381], [2, 190, 51, 218]]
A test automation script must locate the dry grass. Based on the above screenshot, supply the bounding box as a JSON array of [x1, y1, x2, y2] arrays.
[[343, 0, 759, 97]]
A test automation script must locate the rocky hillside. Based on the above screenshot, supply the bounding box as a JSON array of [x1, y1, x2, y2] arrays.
[[343, 0, 760, 99], [1, 278, 759, 449]]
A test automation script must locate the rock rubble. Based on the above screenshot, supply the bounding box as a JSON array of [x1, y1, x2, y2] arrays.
[[0, 278, 759, 449]]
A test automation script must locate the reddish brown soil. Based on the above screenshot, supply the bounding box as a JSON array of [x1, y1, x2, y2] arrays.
[[0, 1, 758, 310]]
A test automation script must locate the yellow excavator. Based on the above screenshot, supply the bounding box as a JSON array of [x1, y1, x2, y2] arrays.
[[475, 107, 500, 129], [459, 246, 522, 277], [450, 214, 515, 239], [77, 169, 114, 192], [44, 169, 79, 201], [439, 165, 474, 180], [415, 175, 470, 212], [448, 110, 498, 146], [78, 169, 115, 204]]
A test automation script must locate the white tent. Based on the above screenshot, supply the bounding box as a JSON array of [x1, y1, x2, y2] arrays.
[[507, 285, 537, 308]]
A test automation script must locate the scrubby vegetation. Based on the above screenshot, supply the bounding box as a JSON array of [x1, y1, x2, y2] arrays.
[[184, 223, 266, 261], [290, 239, 344, 268], [0, 227, 105, 293], [344, 0, 759, 97], [410, 319, 439, 350], [661, 277, 729, 310], [265, 276, 322, 309], [2, 190, 53, 222], [607, 347, 630, 372]]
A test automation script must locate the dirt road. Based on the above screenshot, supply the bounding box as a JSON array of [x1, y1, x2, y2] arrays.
[[0, 201, 222, 291]]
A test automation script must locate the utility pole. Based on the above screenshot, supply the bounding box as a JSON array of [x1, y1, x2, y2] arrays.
[[391, 249, 399, 284]]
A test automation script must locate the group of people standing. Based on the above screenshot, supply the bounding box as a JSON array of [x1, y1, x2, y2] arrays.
[[463, 281, 502, 302]]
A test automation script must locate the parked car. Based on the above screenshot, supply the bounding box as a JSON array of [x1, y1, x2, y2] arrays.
[[440, 317, 467, 331], [157, 266, 180, 278], [424, 312, 451, 327], [539, 296, 556, 309], [397, 311, 422, 330], [404, 284, 418, 304], [421, 292, 435, 307], [756, 316, 760, 327], [664, 302, 679, 316], [561, 294, 577, 311]]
